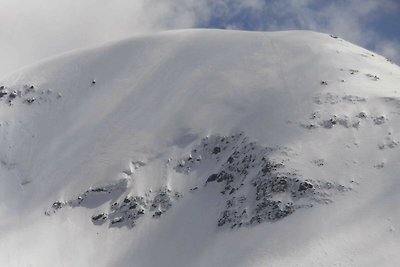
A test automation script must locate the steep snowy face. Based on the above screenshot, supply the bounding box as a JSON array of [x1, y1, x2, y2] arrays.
[[0, 29, 400, 267]]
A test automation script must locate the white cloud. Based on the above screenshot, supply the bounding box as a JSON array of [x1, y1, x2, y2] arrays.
[[375, 40, 400, 62], [0, 0, 203, 76], [254, 0, 400, 63], [0, 0, 398, 77]]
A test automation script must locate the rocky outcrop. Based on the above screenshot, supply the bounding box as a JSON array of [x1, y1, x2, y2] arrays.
[[47, 133, 350, 229], [176, 133, 350, 228]]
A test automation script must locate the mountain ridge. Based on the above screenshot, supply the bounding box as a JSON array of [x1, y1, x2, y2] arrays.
[[1, 29, 400, 267]]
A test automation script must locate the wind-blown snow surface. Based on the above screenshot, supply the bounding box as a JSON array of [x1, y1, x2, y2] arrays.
[[1, 29, 400, 267]]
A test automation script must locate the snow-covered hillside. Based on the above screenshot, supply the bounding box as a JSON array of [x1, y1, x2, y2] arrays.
[[0, 29, 399, 267]]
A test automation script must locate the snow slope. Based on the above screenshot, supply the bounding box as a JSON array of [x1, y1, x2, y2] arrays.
[[0, 29, 400, 267]]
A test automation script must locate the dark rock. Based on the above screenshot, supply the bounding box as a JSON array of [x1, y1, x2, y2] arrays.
[[298, 181, 313, 191], [0, 91, 7, 98], [206, 174, 218, 183], [9, 91, 17, 99], [320, 81, 328, 85], [52, 201, 64, 210], [91, 213, 107, 224], [261, 161, 283, 175], [356, 112, 367, 119], [271, 178, 288, 193], [153, 210, 162, 218], [216, 172, 234, 183], [349, 69, 359, 75], [25, 97, 35, 104], [111, 217, 123, 224], [212, 147, 221, 154], [91, 187, 107, 192]]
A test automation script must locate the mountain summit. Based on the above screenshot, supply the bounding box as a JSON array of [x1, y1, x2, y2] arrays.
[[1, 29, 399, 267]]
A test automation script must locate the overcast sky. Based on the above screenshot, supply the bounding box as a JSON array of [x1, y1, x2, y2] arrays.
[[0, 0, 399, 77]]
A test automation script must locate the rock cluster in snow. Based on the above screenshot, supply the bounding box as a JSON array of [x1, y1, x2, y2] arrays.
[[47, 180, 182, 228], [47, 132, 352, 229], [45, 179, 128, 216], [302, 91, 388, 130], [176, 133, 349, 228], [378, 134, 399, 150], [0, 84, 61, 106], [313, 93, 366, 105], [88, 186, 183, 228]]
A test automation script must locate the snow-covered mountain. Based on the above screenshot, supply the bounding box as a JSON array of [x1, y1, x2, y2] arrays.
[[0, 29, 399, 267]]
